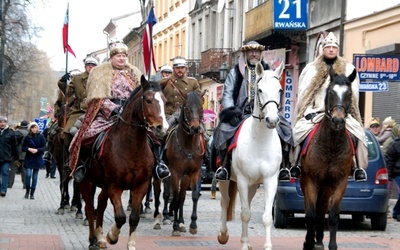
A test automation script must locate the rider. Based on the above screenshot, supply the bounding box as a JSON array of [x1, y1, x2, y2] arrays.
[[160, 65, 173, 79], [213, 41, 293, 181], [290, 32, 367, 182], [69, 38, 170, 182], [45, 55, 98, 161]]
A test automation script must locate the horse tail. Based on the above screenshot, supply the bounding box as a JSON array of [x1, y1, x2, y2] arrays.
[[226, 181, 237, 221]]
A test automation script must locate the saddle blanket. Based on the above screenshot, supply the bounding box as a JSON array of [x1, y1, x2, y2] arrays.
[[228, 119, 246, 153]]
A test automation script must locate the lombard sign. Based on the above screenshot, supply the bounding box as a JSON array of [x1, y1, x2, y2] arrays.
[[273, 0, 308, 30], [353, 54, 400, 81]]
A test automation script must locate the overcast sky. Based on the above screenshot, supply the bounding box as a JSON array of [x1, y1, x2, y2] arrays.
[[30, 0, 142, 72]]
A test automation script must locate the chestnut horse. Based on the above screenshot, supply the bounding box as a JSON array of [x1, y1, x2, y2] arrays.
[[51, 104, 83, 218], [300, 68, 357, 250], [153, 91, 205, 236], [78, 76, 168, 250], [217, 62, 284, 250]]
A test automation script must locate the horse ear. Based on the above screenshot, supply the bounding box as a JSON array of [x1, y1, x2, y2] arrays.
[[141, 75, 149, 89], [348, 68, 357, 83], [274, 62, 285, 80]]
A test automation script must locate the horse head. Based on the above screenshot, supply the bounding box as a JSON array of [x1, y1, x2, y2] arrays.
[[325, 68, 356, 131], [179, 91, 203, 135], [252, 61, 284, 129]]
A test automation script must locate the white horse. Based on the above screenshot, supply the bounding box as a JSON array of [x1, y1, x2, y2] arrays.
[[217, 62, 284, 250]]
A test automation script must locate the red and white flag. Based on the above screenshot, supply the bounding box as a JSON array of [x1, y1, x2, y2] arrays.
[[142, 6, 157, 76], [62, 4, 76, 57]]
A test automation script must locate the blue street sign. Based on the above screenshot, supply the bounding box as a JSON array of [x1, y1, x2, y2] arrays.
[[273, 0, 308, 30], [34, 118, 48, 133], [359, 81, 389, 92]]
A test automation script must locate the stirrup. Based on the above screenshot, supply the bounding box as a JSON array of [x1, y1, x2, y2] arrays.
[[354, 168, 367, 182], [74, 165, 86, 183], [155, 162, 170, 180], [290, 165, 301, 179], [278, 168, 290, 182], [215, 167, 228, 181]]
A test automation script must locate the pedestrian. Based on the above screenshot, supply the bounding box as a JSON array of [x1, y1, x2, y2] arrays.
[[291, 32, 367, 181], [368, 117, 381, 138], [385, 126, 400, 221], [8, 120, 29, 189], [376, 116, 396, 145], [0, 115, 19, 197], [22, 122, 46, 199], [69, 38, 170, 182]]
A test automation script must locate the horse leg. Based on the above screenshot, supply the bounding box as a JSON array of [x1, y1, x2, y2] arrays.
[[177, 176, 190, 233], [106, 187, 125, 246], [94, 188, 108, 249], [217, 181, 230, 244], [153, 179, 162, 229], [189, 177, 200, 235], [314, 189, 331, 250], [171, 176, 182, 236], [162, 178, 172, 225], [79, 179, 97, 249], [302, 179, 318, 250], [236, 178, 252, 250], [145, 181, 152, 214], [328, 183, 347, 250], [72, 180, 83, 219], [262, 176, 278, 250]]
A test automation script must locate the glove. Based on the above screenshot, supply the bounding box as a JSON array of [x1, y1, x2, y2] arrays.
[[60, 73, 71, 82], [111, 107, 121, 117], [244, 104, 253, 115]]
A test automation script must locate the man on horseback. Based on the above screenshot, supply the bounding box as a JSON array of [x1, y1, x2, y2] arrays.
[[289, 32, 367, 182], [213, 41, 293, 181], [69, 39, 170, 182], [158, 57, 202, 175]]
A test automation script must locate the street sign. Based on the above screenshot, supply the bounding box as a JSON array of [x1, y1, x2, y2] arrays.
[[203, 109, 217, 123], [353, 54, 400, 81], [359, 81, 389, 92], [273, 0, 308, 30]]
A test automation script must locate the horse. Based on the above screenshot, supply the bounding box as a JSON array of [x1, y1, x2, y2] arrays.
[[153, 91, 205, 236], [300, 68, 357, 250], [217, 62, 284, 250], [78, 76, 169, 250], [50, 103, 83, 218]]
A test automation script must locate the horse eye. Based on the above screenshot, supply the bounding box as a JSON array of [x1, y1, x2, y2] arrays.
[[258, 89, 262, 93], [145, 98, 152, 104]]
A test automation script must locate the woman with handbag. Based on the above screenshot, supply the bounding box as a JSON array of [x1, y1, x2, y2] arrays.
[[22, 122, 46, 199]]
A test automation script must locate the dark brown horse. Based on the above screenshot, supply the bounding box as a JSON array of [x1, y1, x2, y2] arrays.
[[153, 91, 205, 236], [79, 76, 168, 250], [51, 103, 83, 218], [300, 68, 357, 250]]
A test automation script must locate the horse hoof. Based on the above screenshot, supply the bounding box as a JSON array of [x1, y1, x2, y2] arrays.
[[145, 208, 152, 214], [171, 230, 180, 237], [64, 204, 71, 210], [179, 224, 186, 232], [218, 232, 229, 244], [163, 219, 171, 225], [189, 227, 197, 235], [97, 240, 107, 249], [75, 213, 83, 220], [57, 208, 65, 215], [106, 234, 118, 245], [83, 219, 89, 226], [70, 205, 77, 212], [153, 223, 161, 230], [88, 245, 100, 250], [313, 243, 324, 250], [139, 213, 146, 218]]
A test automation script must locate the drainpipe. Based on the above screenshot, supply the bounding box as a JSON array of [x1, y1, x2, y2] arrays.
[[339, 0, 346, 56]]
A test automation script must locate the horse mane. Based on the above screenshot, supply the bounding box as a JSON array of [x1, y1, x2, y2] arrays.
[[186, 91, 202, 109], [121, 79, 162, 111]]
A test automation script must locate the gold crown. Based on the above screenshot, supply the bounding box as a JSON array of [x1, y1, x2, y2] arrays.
[[109, 38, 128, 57]]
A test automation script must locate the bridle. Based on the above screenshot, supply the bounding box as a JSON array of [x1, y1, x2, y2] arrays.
[[118, 92, 151, 130], [252, 76, 281, 122], [181, 104, 203, 135], [324, 84, 352, 121]]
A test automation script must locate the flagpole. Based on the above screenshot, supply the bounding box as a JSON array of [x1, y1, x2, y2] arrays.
[[65, 2, 69, 75]]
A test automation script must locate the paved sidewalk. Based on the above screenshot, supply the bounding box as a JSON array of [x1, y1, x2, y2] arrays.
[[1, 171, 400, 249]]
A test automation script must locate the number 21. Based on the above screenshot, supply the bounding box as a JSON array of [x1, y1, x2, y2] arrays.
[[278, 0, 302, 19]]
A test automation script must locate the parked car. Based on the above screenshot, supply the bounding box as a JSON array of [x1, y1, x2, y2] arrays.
[[273, 129, 390, 230]]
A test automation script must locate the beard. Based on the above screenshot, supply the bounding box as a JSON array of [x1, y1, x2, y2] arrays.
[[247, 58, 259, 66]]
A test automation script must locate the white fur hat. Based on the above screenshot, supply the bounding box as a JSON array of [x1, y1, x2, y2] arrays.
[[28, 122, 39, 131]]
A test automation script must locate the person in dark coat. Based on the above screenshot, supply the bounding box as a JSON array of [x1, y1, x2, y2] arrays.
[[0, 116, 19, 197], [8, 120, 29, 189], [22, 122, 46, 199], [385, 126, 400, 221]]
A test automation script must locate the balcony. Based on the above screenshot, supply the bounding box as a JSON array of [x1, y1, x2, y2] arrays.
[[186, 59, 201, 79], [245, 1, 273, 42], [199, 48, 233, 82]]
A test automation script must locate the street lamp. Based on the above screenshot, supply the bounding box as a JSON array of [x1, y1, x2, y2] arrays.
[[219, 62, 229, 83]]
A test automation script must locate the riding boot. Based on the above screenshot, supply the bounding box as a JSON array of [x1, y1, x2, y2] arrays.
[[278, 142, 291, 181], [289, 145, 301, 179], [153, 144, 170, 180], [215, 147, 229, 181], [30, 189, 35, 199], [24, 188, 30, 199]]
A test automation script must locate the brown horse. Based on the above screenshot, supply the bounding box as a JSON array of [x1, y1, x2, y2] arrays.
[[50, 103, 83, 218], [300, 68, 357, 250], [78, 76, 168, 250], [153, 91, 205, 236]]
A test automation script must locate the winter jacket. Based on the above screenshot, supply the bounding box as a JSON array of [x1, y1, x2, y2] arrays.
[[22, 133, 46, 169], [0, 126, 19, 162], [385, 136, 400, 180]]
